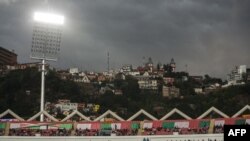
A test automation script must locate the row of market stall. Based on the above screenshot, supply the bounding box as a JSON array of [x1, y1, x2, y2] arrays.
[[0, 105, 250, 122]]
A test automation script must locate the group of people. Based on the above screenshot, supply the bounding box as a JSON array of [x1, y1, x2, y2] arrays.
[[0, 129, 4, 136], [8, 128, 71, 136], [142, 127, 210, 135], [0, 126, 224, 136], [213, 125, 224, 134], [74, 128, 138, 136]]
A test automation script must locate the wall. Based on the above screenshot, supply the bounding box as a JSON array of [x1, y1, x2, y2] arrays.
[[0, 134, 223, 141]]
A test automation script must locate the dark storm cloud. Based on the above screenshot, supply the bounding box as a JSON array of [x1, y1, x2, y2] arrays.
[[0, 0, 250, 78]]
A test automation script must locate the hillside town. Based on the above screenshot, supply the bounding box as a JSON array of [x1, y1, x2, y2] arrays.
[[1, 46, 250, 119]]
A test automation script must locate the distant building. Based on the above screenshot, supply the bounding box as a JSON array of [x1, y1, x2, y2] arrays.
[[128, 71, 140, 76], [204, 83, 221, 94], [72, 72, 90, 83], [99, 85, 114, 94], [162, 86, 180, 98], [222, 65, 247, 88], [69, 68, 79, 74], [170, 58, 176, 72], [227, 65, 246, 82], [163, 77, 175, 85], [145, 57, 154, 72], [194, 88, 203, 94], [114, 89, 123, 95], [4, 62, 49, 72], [58, 99, 70, 104], [16, 62, 40, 69], [190, 76, 203, 83], [120, 66, 141, 76], [161, 58, 177, 74], [247, 68, 250, 82], [227, 65, 246, 85], [120, 64, 133, 74], [86, 72, 98, 81], [58, 69, 91, 83], [156, 62, 164, 71], [57, 70, 71, 80], [0, 46, 17, 66], [115, 72, 126, 80], [77, 103, 86, 110], [182, 76, 188, 81], [93, 104, 100, 112], [137, 77, 158, 90], [97, 74, 107, 82], [136, 72, 158, 90], [55, 100, 78, 112], [46, 99, 100, 116], [239, 65, 247, 74], [102, 71, 114, 81]]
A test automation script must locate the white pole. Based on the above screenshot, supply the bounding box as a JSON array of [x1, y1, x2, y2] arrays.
[[40, 59, 45, 122]]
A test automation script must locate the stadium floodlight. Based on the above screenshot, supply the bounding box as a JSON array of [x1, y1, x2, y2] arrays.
[[31, 11, 64, 122], [31, 12, 64, 60], [34, 12, 64, 25]]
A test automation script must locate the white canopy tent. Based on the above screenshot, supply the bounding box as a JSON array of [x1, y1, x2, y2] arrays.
[[0, 109, 24, 121], [27, 111, 58, 122], [61, 110, 90, 122], [127, 109, 157, 121], [197, 107, 229, 119], [160, 108, 192, 120], [232, 105, 250, 118], [94, 110, 124, 121]]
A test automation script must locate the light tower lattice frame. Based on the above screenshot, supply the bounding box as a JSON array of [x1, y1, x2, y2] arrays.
[[31, 12, 64, 121]]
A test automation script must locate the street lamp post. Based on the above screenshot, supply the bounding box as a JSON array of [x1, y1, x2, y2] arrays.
[[31, 12, 64, 121]]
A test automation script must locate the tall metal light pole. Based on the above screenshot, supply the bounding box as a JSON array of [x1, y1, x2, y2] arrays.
[[31, 12, 64, 121]]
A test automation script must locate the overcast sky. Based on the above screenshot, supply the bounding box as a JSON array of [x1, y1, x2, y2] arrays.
[[0, 0, 250, 79]]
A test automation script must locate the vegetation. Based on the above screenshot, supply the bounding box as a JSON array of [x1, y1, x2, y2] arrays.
[[0, 68, 249, 120]]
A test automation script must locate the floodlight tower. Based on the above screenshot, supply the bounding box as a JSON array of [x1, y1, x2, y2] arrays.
[[31, 12, 64, 121]]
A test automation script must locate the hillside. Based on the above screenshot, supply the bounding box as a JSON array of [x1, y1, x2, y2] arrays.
[[0, 68, 250, 119]]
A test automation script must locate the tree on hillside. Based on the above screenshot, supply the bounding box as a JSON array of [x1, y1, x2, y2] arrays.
[[122, 75, 141, 100], [203, 74, 222, 85]]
